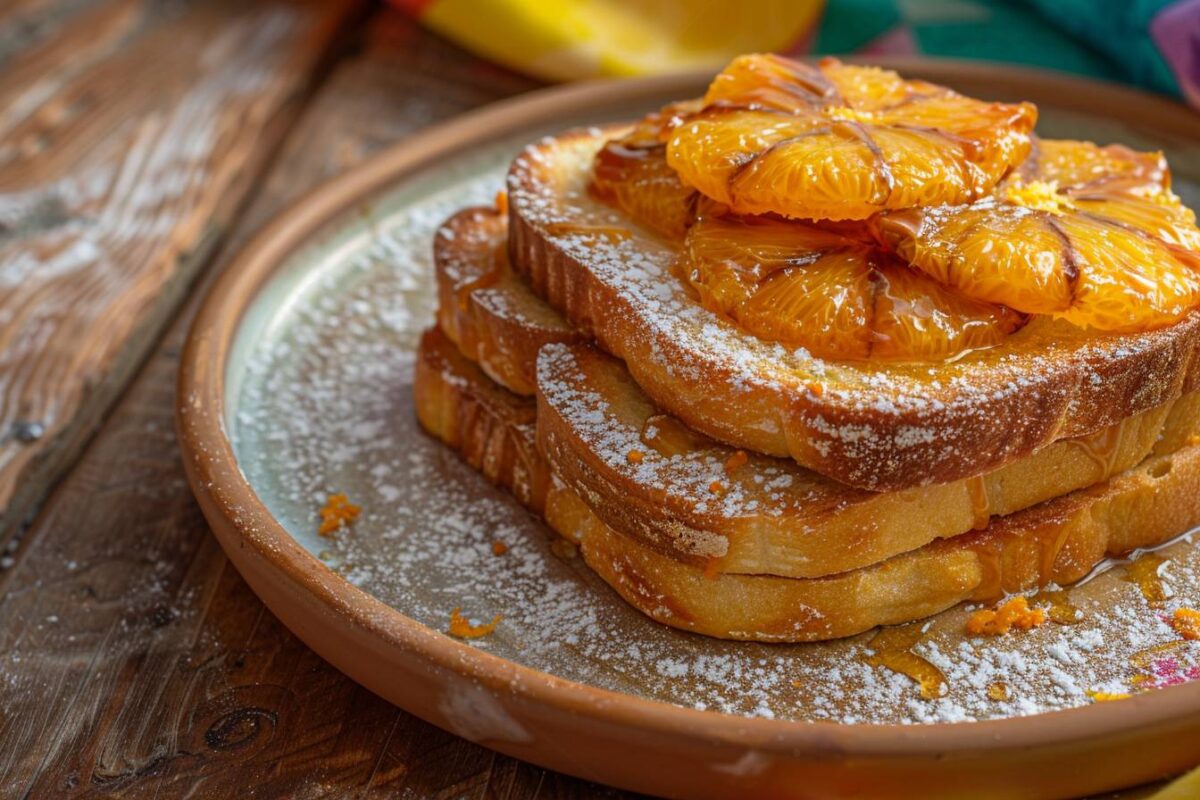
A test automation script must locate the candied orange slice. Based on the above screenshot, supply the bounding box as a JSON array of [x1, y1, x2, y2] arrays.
[[591, 101, 711, 240], [593, 138, 699, 240], [666, 55, 1036, 221], [880, 139, 1200, 331], [682, 216, 1022, 360]]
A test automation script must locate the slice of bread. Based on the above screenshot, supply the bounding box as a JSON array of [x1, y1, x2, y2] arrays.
[[436, 204, 1200, 579], [506, 128, 1200, 491], [538, 341, 1200, 579], [435, 206, 582, 396], [414, 325, 1200, 641]]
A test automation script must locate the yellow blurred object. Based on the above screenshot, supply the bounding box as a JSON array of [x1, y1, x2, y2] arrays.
[[399, 0, 824, 81], [1148, 763, 1200, 799]]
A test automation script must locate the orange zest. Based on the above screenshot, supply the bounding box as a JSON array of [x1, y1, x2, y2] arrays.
[[494, 189, 508, 215], [965, 596, 1048, 636], [448, 607, 501, 639], [1170, 607, 1200, 640], [1086, 690, 1132, 703], [626, 448, 645, 464], [318, 493, 361, 536], [708, 480, 726, 494], [723, 450, 748, 474], [491, 540, 509, 556]]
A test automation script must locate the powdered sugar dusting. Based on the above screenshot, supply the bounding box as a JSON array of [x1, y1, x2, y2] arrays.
[[229, 124, 1200, 727]]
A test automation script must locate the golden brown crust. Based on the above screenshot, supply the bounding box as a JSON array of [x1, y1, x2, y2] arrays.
[[415, 324, 1200, 641], [434, 206, 583, 395], [413, 327, 548, 513], [505, 128, 1200, 491]]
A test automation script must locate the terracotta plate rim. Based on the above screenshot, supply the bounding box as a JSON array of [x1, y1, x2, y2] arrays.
[[177, 59, 1200, 760]]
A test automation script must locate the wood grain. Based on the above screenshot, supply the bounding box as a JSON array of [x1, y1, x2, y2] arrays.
[[0, 0, 354, 542], [0, 6, 642, 798]]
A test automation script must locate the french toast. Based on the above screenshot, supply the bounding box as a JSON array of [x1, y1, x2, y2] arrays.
[[506, 128, 1200, 491], [437, 204, 1200, 578], [415, 55, 1200, 642], [414, 325, 1200, 641]]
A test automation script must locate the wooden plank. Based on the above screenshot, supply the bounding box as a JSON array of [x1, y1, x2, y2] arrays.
[[0, 0, 356, 542], [0, 7, 640, 798]]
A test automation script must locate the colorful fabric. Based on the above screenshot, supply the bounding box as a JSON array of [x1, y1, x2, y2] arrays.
[[394, 0, 1200, 109]]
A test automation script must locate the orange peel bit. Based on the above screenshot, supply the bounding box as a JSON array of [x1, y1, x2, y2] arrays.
[[448, 607, 501, 639], [626, 449, 645, 464], [1086, 690, 1132, 703], [708, 480, 726, 495], [723, 450, 748, 474], [494, 189, 508, 215], [318, 493, 361, 536], [965, 596, 1048, 636], [1171, 607, 1200, 641], [491, 540, 509, 556]]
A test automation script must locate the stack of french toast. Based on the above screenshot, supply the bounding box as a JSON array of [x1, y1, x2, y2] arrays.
[[415, 55, 1200, 642]]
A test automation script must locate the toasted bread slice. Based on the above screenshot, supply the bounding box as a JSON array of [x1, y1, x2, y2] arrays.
[[537, 341, 1200, 578], [415, 325, 1200, 641], [435, 206, 583, 395], [436, 203, 1200, 578], [506, 128, 1200, 491]]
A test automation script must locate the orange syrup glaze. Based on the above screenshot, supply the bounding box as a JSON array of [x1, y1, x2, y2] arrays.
[[863, 623, 948, 700]]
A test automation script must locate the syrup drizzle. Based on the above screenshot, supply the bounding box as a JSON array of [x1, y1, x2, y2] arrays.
[[1033, 589, 1084, 625], [1121, 553, 1172, 606], [1130, 640, 1188, 672], [862, 623, 948, 700], [639, 414, 703, 458], [1074, 525, 1197, 588], [965, 475, 991, 531], [1068, 423, 1124, 477]]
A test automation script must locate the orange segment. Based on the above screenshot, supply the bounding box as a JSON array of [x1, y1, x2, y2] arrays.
[[1025, 139, 1167, 193], [667, 54, 1036, 220], [881, 204, 1077, 314], [722, 123, 892, 220], [680, 215, 856, 310], [870, 263, 1024, 359], [736, 250, 876, 358], [704, 53, 841, 111], [821, 61, 921, 110], [1055, 214, 1200, 331], [593, 140, 699, 240], [1074, 195, 1200, 252], [682, 216, 1021, 360], [880, 138, 1200, 331], [591, 102, 707, 240], [667, 110, 826, 210]]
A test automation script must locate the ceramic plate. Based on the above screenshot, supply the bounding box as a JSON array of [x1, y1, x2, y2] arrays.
[[178, 62, 1200, 799]]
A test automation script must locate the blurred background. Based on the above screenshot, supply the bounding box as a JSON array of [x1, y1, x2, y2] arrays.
[[392, 0, 1199, 107]]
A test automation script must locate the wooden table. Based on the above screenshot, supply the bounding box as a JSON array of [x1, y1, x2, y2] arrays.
[[0, 2, 642, 795]]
